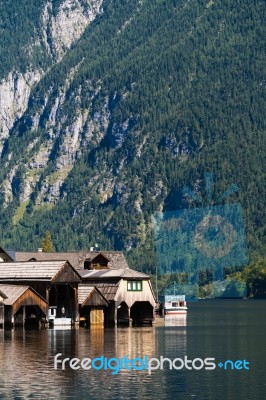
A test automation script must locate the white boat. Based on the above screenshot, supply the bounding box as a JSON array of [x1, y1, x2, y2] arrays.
[[48, 306, 72, 327], [164, 295, 188, 315], [49, 317, 72, 327]]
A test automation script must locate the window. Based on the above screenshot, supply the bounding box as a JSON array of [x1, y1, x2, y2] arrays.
[[127, 281, 142, 291]]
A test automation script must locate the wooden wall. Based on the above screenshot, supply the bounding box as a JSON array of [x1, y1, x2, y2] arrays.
[[0, 304, 4, 327], [52, 263, 81, 283], [115, 280, 156, 308], [12, 289, 48, 316]]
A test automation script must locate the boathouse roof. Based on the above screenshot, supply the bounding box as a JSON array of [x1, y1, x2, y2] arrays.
[[0, 246, 13, 262], [9, 250, 128, 270], [80, 268, 150, 280], [0, 284, 48, 315], [0, 261, 82, 282], [0, 284, 47, 305], [78, 284, 108, 306], [94, 283, 120, 301], [0, 288, 7, 300]]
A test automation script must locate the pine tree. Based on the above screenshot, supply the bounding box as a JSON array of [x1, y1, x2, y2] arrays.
[[41, 231, 55, 252]]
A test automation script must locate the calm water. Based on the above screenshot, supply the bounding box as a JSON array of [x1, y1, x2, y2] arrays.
[[0, 300, 266, 400]]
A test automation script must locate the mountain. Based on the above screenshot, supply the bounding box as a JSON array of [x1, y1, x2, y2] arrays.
[[0, 0, 265, 272]]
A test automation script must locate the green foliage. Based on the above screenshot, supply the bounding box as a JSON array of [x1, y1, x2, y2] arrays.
[[242, 259, 266, 298], [221, 279, 246, 298], [196, 259, 266, 299], [0, 0, 264, 286], [0, 0, 57, 78], [41, 231, 55, 252]]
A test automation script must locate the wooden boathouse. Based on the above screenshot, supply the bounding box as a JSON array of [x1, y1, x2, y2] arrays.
[[10, 250, 128, 272], [0, 246, 13, 263], [80, 267, 156, 326], [0, 284, 47, 328], [0, 248, 156, 328], [0, 288, 7, 327], [78, 285, 109, 326], [0, 261, 82, 325]]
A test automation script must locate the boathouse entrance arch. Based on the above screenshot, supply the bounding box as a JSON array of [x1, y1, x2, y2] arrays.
[[0, 285, 48, 328], [117, 301, 130, 325], [130, 301, 154, 325], [48, 284, 76, 319], [13, 304, 46, 327]]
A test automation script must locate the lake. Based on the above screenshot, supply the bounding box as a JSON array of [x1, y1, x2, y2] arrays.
[[0, 300, 265, 400]]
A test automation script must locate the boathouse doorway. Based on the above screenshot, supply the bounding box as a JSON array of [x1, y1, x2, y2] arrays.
[[117, 301, 130, 326], [78, 284, 108, 327], [90, 308, 104, 325], [13, 304, 46, 328], [80, 306, 105, 327], [48, 284, 76, 319], [130, 301, 154, 326], [0, 304, 4, 328], [0, 285, 48, 328]]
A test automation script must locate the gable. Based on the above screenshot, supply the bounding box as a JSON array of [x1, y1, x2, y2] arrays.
[[0, 284, 47, 315], [84, 253, 110, 270], [10, 288, 48, 315], [0, 247, 13, 263], [52, 262, 82, 283], [81, 287, 108, 307], [0, 289, 7, 300]]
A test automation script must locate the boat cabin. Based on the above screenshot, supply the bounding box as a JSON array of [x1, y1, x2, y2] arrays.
[[163, 295, 187, 315]]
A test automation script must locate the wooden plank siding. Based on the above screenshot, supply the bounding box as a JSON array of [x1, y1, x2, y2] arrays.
[[13, 251, 129, 271], [90, 309, 104, 325], [0, 261, 81, 282], [83, 290, 108, 307], [0, 285, 48, 315], [78, 285, 108, 307], [0, 285, 48, 327], [0, 247, 13, 262], [11, 288, 47, 316], [0, 291, 7, 301], [115, 280, 156, 308], [52, 262, 82, 283]]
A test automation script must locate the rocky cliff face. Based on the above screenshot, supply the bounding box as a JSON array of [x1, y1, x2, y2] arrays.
[[0, 0, 264, 257], [0, 0, 103, 158], [41, 0, 103, 60], [0, 71, 42, 153]]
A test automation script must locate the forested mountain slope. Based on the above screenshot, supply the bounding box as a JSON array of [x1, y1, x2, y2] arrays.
[[0, 0, 265, 272]]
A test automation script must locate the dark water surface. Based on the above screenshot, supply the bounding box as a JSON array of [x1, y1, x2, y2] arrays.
[[1, 300, 265, 400]]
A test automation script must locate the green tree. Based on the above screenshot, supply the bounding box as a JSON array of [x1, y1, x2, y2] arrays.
[[41, 231, 55, 252], [242, 259, 266, 298]]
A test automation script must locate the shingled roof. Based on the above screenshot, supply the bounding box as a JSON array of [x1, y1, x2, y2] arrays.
[[0, 288, 7, 300], [11, 250, 129, 270], [0, 246, 13, 262], [80, 268, 150, 280], [0, 284, 47, 306], [0, 261, 82, 282], [93, 283, 120, 301], [78, 284, 108, 306]]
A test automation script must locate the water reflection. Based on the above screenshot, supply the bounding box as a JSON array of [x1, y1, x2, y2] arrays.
[[0, 324, 188, 399], [1, 301, 265, 400], [164, 315, 187, 327]]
